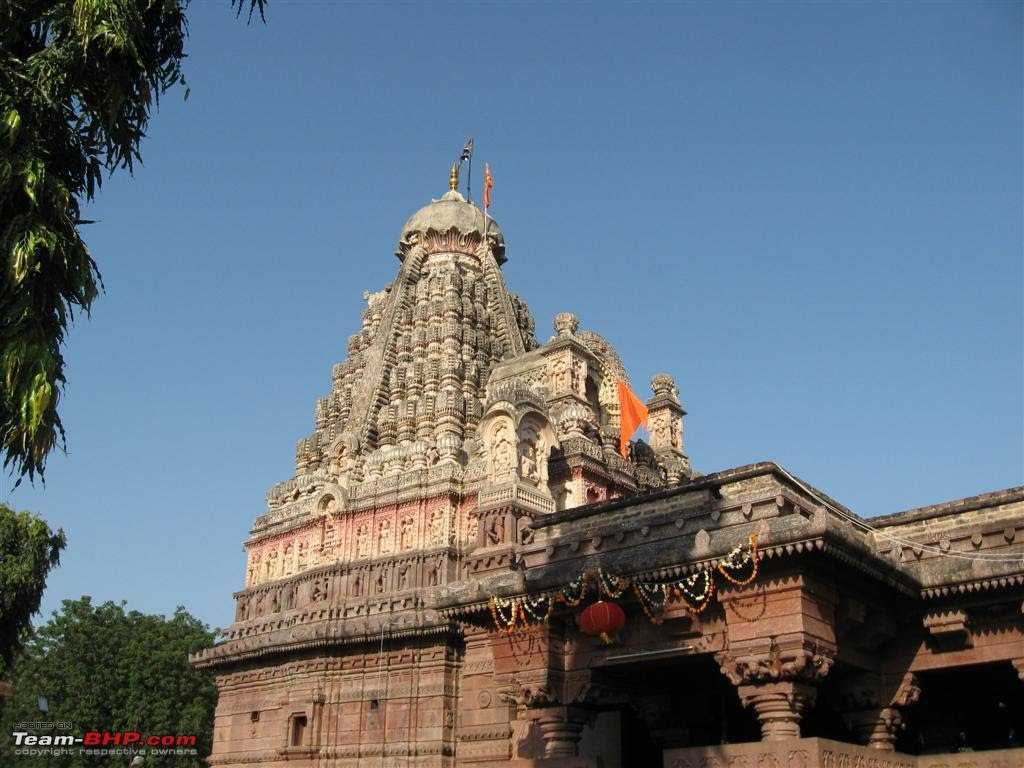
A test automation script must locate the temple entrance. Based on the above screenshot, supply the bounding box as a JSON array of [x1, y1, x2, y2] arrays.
[[576, 653, 759, 766]]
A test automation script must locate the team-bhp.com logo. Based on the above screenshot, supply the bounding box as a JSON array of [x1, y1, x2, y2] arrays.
[[11, 728, 198, 758], [13, 731, 197, 747]]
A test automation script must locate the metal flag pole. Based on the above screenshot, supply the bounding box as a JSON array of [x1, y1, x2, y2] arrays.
[[459, 137, 474, 202]]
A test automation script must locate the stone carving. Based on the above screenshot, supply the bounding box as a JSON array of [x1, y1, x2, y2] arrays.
[[378, 518, 394, 554], [426, 558, 442, 587], [429, 507, 446, 546], [400, 516, 415, 550], [309, 578, 327, 602], [570, 358, 585, 396], [266, 549, 278, 579], [550, 357, 570, 393], [485, 514, 506, 546], [517, 419, 546, 486], [519, 440, 540, 484], [553, 312, 579, 338], [465, 514, 480, 546], [356, 522, 371, 558], [716, 641, 834, 687], [490, 420, 516, 481]]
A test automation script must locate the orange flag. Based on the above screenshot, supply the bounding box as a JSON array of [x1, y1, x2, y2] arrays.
[[483, 163, 494, 210], [616, 380, 648, 458]]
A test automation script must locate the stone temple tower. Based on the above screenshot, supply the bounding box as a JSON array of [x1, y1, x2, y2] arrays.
[[192, 172, 694, 766]]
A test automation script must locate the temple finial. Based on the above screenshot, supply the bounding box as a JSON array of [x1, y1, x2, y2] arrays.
[[449, 162, 460, 191]]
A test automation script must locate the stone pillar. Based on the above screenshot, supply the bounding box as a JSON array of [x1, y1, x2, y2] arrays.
[[845, 706, 904, 751], [737, 681, 816, 741], [716, 635, 834, 742], [838, 672, 920, 751], [535, 706, 589, 758]]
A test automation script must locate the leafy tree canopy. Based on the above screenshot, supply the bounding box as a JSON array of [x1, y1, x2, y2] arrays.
[[1, 0, 265, 482], [0, 503, 65, 676], [0, 596, 217, 767]]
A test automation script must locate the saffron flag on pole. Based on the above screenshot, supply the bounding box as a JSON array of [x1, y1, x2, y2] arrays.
[[483, 163, 494, 211], [616, 380, 648, 458]]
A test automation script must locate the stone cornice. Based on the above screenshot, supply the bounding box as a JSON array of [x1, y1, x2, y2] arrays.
[[190, 617, 459, 670], [870, 485, 1024, 528]]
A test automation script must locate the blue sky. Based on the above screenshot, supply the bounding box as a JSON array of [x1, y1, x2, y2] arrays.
[[6, 2, 1021, 630]]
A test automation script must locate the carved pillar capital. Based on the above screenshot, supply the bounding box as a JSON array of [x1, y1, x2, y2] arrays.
[[716, 635, 834, 742], [715, 636, 834, 687], [736, 681, 816, 741]]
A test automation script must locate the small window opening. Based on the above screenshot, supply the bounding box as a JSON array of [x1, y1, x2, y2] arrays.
[[369, 699, 380, 711], [290, 715, 307, 746], [250, 711, 260, 723]]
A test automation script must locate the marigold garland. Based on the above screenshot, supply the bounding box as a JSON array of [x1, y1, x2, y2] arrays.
[[487, 534, 760, 634]]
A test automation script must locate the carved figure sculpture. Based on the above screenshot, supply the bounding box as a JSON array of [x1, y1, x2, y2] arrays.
[[492, 421, 516, 480], [356, 523, 370, 558], [397, 563, 410, 590], [429, 508, 446, 546], [400, 516, 415, 550], [486, 514, 505, 545], [379, 519, 394, 554]]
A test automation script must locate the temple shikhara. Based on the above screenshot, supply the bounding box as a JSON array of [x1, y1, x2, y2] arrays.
[[191, 166, 1024, 768]]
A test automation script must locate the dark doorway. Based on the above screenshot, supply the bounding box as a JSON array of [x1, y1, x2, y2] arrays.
[[900, 661, 1023, 754], [587, 652, 760, 761]]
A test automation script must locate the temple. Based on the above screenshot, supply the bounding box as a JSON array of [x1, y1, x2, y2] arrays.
[[191, 170, 1024, 768]]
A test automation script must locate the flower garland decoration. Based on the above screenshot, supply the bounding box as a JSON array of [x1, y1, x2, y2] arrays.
[[597, 568, 630, 599], [487, 534, 759, 634]]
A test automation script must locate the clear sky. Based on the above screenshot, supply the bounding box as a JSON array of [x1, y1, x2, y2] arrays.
[[6, 2, 1021, 631]]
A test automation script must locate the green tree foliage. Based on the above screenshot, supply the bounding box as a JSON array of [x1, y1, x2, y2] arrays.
[[0, 503, 65, 677], [0, 597, 217, 767], [1, 0, 265, 482]]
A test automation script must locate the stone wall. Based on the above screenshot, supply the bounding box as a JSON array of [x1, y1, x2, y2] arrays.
[[208, 639, 459, 767]]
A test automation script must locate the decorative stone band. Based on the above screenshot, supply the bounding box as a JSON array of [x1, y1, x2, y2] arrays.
[[920, 572, 1024, 599], [487, 535, 759, 634]]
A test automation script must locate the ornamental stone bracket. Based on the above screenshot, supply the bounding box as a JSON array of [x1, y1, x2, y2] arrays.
[[838, 672, 922, 751], [716, 635, 835, 741], [922, 608, 972, 648]]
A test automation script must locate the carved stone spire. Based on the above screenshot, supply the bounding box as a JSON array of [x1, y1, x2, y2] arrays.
[[246, 178, 692, 592]]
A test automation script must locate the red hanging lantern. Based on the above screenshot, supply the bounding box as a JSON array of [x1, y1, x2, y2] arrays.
[[578, 600, 626, 644]]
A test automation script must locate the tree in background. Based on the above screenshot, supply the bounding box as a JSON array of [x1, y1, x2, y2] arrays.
[[1, 0, 265, 482], [0, 597, 217, 767], [0, 504, 65, 678]]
